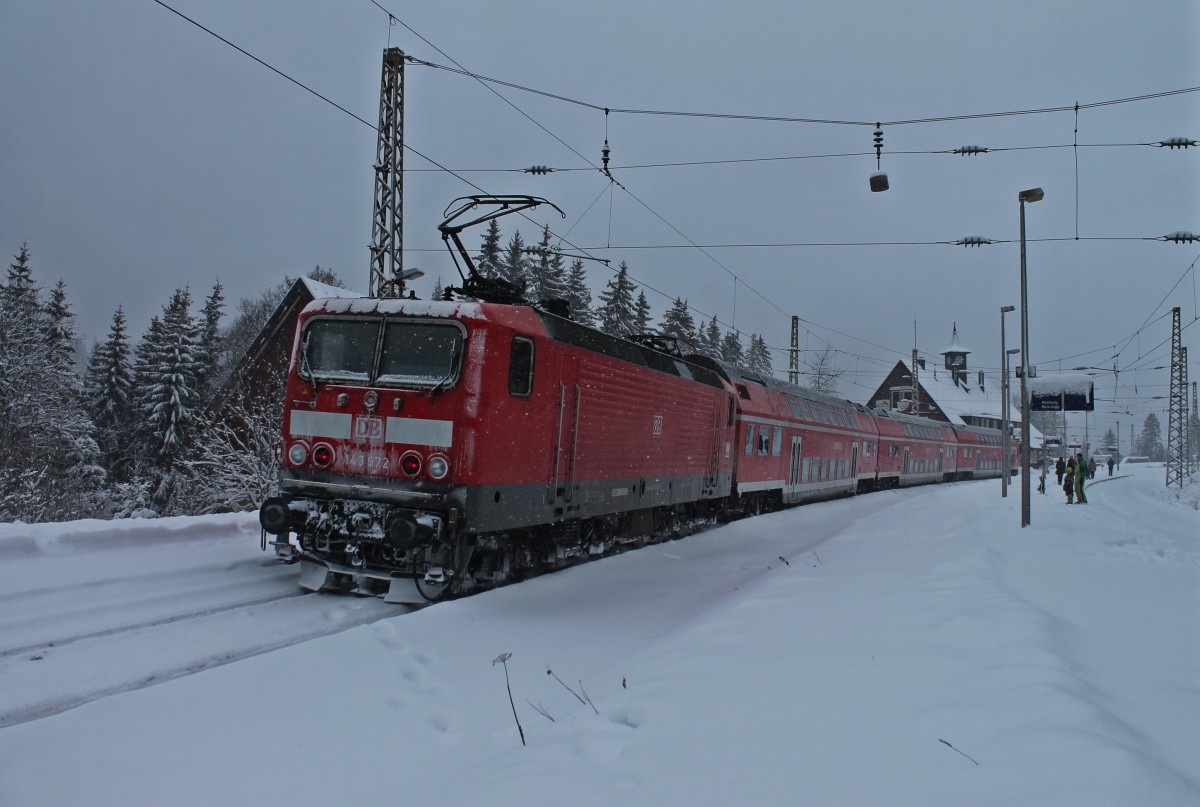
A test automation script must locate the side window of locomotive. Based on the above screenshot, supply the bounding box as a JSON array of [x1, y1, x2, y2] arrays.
[[304, 319, 378, 383], [727, 396, 735, 428], [508, 336, 535, 397], [377, 322, 463, 387]]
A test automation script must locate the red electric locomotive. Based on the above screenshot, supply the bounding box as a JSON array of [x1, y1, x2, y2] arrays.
[[259, 197, 737, 601]]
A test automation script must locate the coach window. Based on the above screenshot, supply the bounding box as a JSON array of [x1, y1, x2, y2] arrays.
[[757, 430, 770, 455], [508, 336, 535, 397], [744, 424, 756, 455], [772, 426, 783, 456]]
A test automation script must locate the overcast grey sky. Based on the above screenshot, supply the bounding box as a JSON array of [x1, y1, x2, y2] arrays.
[[1, 0, 1196, 441]]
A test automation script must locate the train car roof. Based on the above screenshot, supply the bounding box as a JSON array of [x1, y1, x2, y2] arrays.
[[686, 355, 871, 414]]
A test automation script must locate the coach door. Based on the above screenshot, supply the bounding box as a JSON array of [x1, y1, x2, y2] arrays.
[[850, 442, 859, 483], [789, 436, 803, 500], [548, 382, 581, 504]]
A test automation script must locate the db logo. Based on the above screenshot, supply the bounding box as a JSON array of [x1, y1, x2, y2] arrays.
[[652, 414, 663, 436], [354, 416, 384, 441]]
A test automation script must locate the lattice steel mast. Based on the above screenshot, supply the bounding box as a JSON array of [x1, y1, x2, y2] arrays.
[[369, 48, 405, 298], [1166, 306, 1185, 487]]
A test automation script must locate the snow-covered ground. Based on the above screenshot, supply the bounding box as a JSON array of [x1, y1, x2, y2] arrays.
[[0, 464, 1196, 806]]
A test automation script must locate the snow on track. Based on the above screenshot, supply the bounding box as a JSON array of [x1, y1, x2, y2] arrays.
[[0, 513, 400, 727]]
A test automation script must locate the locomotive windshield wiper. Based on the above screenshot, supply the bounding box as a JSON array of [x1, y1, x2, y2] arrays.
[[428, 342, 461, 399], [298, 332, 318, 390]]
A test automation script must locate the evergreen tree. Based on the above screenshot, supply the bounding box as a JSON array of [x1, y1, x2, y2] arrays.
[[597, 261, 637, 337], [497, 230, 529, 291], [633, 291, 653, 334], [0, 248, 106, 521], [530, 225, 570, 306], [746, 334, 773, 376], [84, 307, 136, 479], [564, 259, 596, 326], [1136, 413, 1164, 460], [660, 298, 697, 349], [432, 277, 446, 301], [477, 219, 503, 278], [195, 280, 225, 400], [720, 329, 744, 366], [44, 280, 77, 360], [699, 315, 723, 359], [133, 289, 201, 498], [1100, 428, 1118, 455]]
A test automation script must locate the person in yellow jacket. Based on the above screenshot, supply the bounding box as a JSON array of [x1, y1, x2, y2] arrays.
[[1074, 453, 1088, 504]]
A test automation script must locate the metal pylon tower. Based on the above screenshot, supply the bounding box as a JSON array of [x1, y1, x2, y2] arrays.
[[1166, 307, 1185, 487], [369, 48, 405, 298], [788, 316, 799, 384]]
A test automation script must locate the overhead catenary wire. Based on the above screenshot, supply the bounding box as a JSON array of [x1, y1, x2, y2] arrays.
[[154, 0, 1197, 396], [405, 55, 1200, 128]]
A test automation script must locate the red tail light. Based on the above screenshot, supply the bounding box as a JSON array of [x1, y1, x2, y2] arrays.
[[400, 451, 423, 477], [312, 443, 335, 468]]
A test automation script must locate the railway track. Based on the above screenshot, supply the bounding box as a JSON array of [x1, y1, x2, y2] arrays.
[[0, 521, 399, 729]]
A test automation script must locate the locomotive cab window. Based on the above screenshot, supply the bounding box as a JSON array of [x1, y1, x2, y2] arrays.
[[377, 321, 464, 388], [508, 336, 535, 397], [303, 319, 378, 383]]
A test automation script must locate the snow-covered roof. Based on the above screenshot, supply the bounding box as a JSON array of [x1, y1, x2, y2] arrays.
[[301, 277, 360, 299], [908, 362, 1001, 426], [940, 323, 970, 356]]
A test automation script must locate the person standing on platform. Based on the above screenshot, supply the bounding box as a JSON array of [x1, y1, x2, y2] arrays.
[[1074, 453, 1088, 504]]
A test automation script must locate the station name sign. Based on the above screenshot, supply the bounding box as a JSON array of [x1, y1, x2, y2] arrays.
[[1028, 373, 1094, 412]]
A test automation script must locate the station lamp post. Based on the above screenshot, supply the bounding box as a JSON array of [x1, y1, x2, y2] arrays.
[[1018, 187, 1044, 527], [1000, 305, 1015, 497]]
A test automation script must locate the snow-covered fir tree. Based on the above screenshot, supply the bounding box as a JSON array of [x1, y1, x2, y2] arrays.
[[720, 329, 744, 366], [431, 277, 446, 301], [497, 230, 529, 293], [133, 288, 201, 505], [195, 281, 224, 399], [659, 298, 697, 350], [0, 246, 106, 522], [476, 219, 503, 278], [746, 334, 773, 376], [633, 291, 653, 334], [597, 261, 638, 337], [699, 315, 723, 359], [564, 259, 595, 326], [1136, 413, 1164, 460], [529, 225, 570, 306], [84, 307, 136, 480]]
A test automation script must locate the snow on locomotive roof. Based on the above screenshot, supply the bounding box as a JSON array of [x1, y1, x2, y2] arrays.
[[301, 296, 488, 320]]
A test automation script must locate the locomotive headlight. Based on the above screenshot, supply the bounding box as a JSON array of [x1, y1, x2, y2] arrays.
[[312, 443, 335, 469], [427, 455, 450, 480], [287, 441, 309, 466]]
